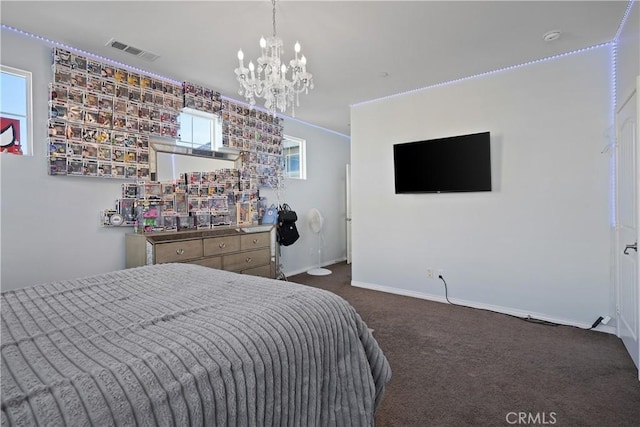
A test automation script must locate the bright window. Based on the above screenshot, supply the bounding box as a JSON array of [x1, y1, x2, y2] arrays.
[[176, 108, 221, 150], [283, 135, 306, 179], [0, 65, 33, 155]]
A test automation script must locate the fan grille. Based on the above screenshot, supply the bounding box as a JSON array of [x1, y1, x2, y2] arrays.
[[308, 208, 324, 233]]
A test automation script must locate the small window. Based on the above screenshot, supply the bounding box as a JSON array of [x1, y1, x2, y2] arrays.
[[1, 65, 33, 155], [283, 135, 306, 179], [176, 108, 221, 150]]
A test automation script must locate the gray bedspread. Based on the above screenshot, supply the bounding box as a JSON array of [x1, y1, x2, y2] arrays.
[[1, 263, 391, 426]]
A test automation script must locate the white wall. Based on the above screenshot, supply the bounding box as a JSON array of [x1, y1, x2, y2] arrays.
[[350, 46, 612, 328], [1, 30, 128, 290], [0, 28, 350, 290], [262, 119, 350, 277]]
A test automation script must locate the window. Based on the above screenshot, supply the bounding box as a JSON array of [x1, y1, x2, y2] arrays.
[[1, 65, 33, 155], [176, 108, 221, 150], [283, 135, 306, 179]]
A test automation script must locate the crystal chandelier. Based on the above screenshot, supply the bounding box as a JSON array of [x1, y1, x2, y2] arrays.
[[234, 0, 313, 117]]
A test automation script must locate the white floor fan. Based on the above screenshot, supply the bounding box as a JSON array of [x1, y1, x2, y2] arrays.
[[307, 208, 332, 276]]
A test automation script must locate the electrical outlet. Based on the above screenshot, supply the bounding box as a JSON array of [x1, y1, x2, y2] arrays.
[[427, 269, 434, 279], [602, 315, 611, 325]]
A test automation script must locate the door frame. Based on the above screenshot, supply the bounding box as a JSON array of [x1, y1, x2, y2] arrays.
[[346, 163, 352, 264], [614, 80, 640, 379]]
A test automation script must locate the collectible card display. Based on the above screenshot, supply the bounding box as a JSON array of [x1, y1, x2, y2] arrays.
[[50, 48, 287, 233], [47, 47, 182, 178], [47, 48, 285, 191], [101, 166, 259, 231]]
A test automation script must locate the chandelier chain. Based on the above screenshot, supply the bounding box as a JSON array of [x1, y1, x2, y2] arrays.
[[272, 0, 277, 37]]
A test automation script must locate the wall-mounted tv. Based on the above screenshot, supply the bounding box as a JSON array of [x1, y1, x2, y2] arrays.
[[393, 131, 491, 194]]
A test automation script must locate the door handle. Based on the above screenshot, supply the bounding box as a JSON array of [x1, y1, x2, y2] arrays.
[[624, 242, 637, 255]]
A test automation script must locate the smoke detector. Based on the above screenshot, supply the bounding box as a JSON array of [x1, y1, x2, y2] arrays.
[[543, 30, 561, 42], [106, 38, 160, 62]]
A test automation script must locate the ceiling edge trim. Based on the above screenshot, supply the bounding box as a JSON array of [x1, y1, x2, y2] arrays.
[[351, 42, 613, 109]]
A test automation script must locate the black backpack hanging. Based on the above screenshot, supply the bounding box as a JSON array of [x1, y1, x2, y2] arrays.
[[277, 204, 300, 246]]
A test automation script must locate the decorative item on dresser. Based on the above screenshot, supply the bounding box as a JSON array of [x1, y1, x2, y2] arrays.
[[125, 226, 276, 278]]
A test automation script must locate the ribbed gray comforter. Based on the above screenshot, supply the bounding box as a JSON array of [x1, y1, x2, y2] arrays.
[[1, 263, 391, 426]]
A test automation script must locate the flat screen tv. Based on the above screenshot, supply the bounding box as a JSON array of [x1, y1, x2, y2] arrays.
[[393, 131, 491, 194]]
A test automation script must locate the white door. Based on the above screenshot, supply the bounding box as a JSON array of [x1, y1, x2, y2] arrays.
[[346, 163, 352, 264], [616, 82, 639, 378]]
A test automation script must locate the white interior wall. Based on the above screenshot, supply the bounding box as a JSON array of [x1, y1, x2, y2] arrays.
[[261, 119, 351, 277], [0, 29, 350, 290], [350, 46, 612, 327], [0, 30, 127, 290]]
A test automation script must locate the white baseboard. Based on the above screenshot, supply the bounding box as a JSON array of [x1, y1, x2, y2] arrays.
[[283, 257, 347, 278], [351, 280, 617, 335]]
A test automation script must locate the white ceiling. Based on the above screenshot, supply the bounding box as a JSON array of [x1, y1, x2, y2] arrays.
[[0, 1, 630, 136]]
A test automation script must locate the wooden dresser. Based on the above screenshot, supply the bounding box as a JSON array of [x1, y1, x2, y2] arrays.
[[125, 226, 276, 278]]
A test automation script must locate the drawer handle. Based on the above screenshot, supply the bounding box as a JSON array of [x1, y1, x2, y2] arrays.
[[252, 238, 259, 244], [176, 249, 185, 255], [219, 242, 226, 249], [245, 257, 252, 263]]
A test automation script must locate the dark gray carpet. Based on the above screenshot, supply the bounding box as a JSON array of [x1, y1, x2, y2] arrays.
[[289, 262, 640, 427]]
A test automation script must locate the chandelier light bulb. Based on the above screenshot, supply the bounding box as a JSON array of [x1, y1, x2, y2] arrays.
[[237, 50, 244, 61], [301, 55, 306, 65], [260, 37, 266, 49], [249, 61, 255, 72], [294, 41, 301, 53]]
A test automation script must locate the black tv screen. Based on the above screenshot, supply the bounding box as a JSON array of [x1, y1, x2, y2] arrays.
[[393, 131, 491, 193]]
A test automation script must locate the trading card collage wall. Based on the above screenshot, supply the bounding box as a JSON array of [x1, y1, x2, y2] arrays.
[[183, 81, 223, 115], [47, 46, 286, 225], [47, 47, 183, 178], [221, 99, 285, 189], [103, 168, 259, 231], [179, 82, 284, 195]]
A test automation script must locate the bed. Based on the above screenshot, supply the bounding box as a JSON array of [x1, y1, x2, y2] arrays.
[[1, 263, 391, 426]]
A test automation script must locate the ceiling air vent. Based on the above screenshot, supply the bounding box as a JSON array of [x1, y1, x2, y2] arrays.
[[123, 46, 143, 56], [106, 38, 160, 62]]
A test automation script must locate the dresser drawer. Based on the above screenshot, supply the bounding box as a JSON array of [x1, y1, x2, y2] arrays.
[[240, 232, 270, 250], [155, 240, 203, 263], [203, 235, 241, 256], [188, 256, 222, 269], [126, 227, 276, 278], [223, 248, 270, 272]]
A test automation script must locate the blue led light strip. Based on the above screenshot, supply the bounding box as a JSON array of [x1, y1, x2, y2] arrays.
[[2, 24, 182, 84], [609, 42, 617, 227], [352, 42, 613, 108], [614, 1, 636, 42]]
